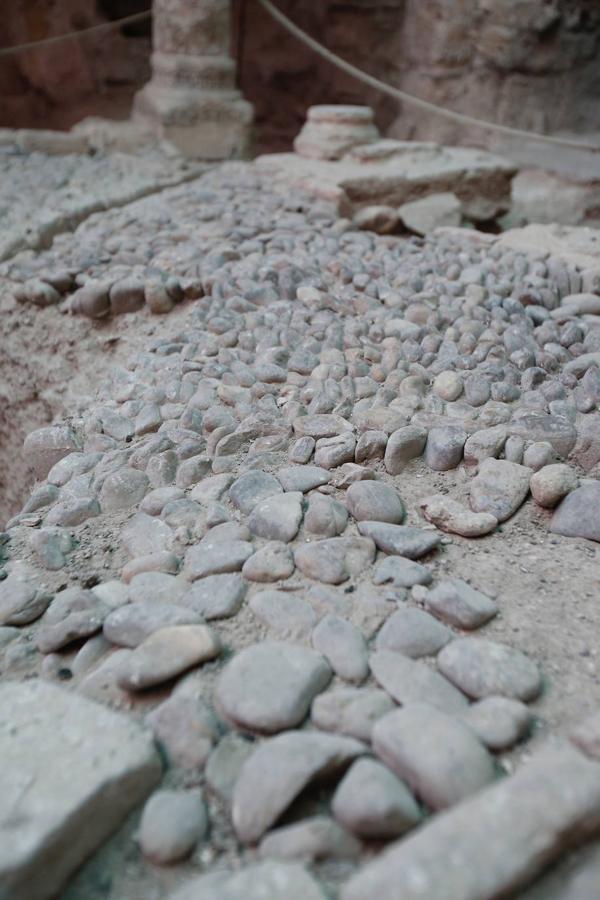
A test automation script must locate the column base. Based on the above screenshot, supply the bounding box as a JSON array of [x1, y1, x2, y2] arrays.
[[133, 82, 254, 160]]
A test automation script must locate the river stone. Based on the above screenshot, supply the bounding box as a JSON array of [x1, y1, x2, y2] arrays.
[[372, 703, 496, 810], [470, 458, 531, 522], [216, 641, 332, 733], [345, 480, 405, 524], [295, 536, 376, 584], [370, 650, 468, 712], [276, 465, 330, 492], [103, 601, 202, 647], [180, 574, 246, 621], [185, 540, 254, 580], [169, 861, 328, 900], [425, 426, 466, 471], [99, 468, 149, 512], [0, 680, 161, 900], [373, 556, 433, 588], [384, 426, 428, 475], [248, 492, 303, 542], [117, 625, 221, 691], [206, 733, 255, 803], [332, 757, 422, 839], [304, 494, 349, 537], [0, 575, 51, 626], [242, 542, 295, 582], [357, 522, 442, 559], [530, 464, 578, 508], [250, 590, 317, 639], [438, 637, 542, 701], [259, 816, 361, 862], [229, 470, 283, 515], [146, 693, 220, 769], [121, 513, 174, 557], [460, 696, 532, 751], [550, 483, 600, 542], [424, 578, 498, 629], [375, 608, 452, 658], [312, 615, 369, 683], [127, 571, 187, 604], [139, 788, 207, 865], [23, 425, 81, 479], [419, 494, 498, 537], [341, 744, 600, 900], [232, 730, 365, 842], [311, 688, 396, 742]]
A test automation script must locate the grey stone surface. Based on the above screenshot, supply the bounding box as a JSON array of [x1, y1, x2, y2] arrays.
[[373, 556, 433, 588], [312, 614, 369, 682], [550, 483, 600, 542], [342, 744, 600, 900], [357, 522, 442, 559], [470, 458, 532, 522], [345, 480, 405, 524], [217, 641, 332, 733], [332, 757, 422, 839], [461, 696, 532, 751], [139, 789, 207, 865], [311, 688, 395, 742], [185, 540, 254, 580], [229, 471, 283, 515], [248, 492, 303, 542], [372, 703, 496, 810], [181, 576, 251, 621], [375, 608, 452, 657], [232, 730, 365, 842], [259, 816, 360, 862], [116, 625, 221, 691], [438, 637, 542, 701], [295, 536, 376, 583], [250, 589, 317, 639], [169, 861, 328, 900], [425, 578, 498, 629], [370, 649, 468, 711], [0, 681, 161, 900]]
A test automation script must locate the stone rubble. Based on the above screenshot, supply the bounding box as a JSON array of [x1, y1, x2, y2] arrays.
[[1, 155, 600, 899]]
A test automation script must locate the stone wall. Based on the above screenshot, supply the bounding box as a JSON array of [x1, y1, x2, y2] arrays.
[[0, 0, 150, 130], [1, 0, 599, 152], [240, 0, 600, 152]]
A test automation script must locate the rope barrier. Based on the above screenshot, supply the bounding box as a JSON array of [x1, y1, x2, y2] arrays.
[[255, 0, 600, 155], [0, 9, 152, 58]]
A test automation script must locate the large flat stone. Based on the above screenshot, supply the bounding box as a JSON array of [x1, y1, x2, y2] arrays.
[[0, 680, 161, 900], [342, 743, 600, 900]]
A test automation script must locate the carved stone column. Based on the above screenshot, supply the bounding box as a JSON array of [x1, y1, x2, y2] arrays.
[[133, 0, 253, 159]]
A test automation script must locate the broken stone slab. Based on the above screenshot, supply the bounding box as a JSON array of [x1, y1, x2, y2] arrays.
[[256, 142, 515, 222], [398, 192, 462, 235], [342, 743, 600, 900], [232, 730, 366, 843], [0, 680, 161, 900]]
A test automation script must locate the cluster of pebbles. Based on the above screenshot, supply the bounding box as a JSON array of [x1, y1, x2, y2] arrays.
[[2, 161, 600, 900]]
